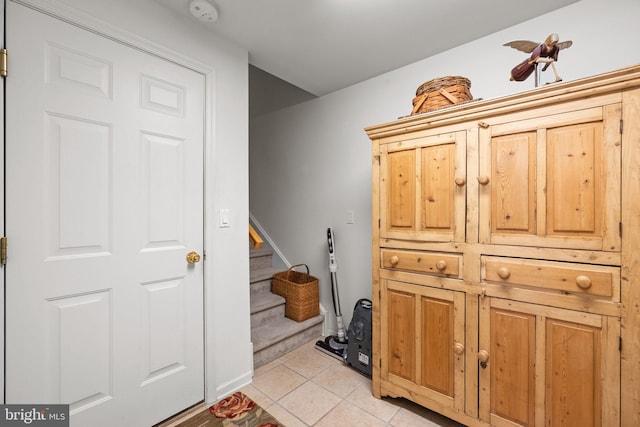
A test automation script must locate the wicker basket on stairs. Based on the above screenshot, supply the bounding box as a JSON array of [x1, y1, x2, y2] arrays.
[[272, 264, 319, 322]]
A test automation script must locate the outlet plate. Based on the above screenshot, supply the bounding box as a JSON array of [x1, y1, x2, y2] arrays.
[[346, 210, 355, 224]]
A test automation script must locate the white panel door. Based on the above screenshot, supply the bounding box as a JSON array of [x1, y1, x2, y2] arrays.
[[5, 3, 205, 426]]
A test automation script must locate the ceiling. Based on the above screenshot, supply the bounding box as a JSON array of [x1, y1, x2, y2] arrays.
[[155, 0, 579, 116]]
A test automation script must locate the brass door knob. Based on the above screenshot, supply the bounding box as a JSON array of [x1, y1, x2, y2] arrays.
[[186, 251, 201, 264]]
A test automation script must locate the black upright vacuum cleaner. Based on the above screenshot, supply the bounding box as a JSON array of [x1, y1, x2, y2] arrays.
[[315, 227, 349, 361]]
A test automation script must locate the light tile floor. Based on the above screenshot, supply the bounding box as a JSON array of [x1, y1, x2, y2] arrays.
[[242, 337, 465, 427]]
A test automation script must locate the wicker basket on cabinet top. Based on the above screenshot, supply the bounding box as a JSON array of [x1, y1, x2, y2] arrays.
[[411, 75, 473, 114]]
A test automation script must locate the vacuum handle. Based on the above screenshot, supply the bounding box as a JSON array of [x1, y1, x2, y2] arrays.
[[327, 227, 338, 272], [327, 228, 335, 255]]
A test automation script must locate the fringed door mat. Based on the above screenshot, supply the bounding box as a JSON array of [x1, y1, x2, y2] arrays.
[[175, 392, 283, 427]]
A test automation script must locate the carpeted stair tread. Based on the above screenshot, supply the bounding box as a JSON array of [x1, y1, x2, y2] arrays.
[[250, 247, 275, 270], [250, 247, 274, 258], [250, 266, 281, 284], [250, 292, 285, 314], [252, 315, 324, 352]]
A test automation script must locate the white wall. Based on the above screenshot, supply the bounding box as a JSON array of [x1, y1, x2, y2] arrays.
[[249, 0, 640, 334], [11, 0, 252, 402]]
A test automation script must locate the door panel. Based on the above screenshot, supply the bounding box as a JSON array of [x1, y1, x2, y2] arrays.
[[479, 298, 619, 427], [386, 289, 416, 381], [480, 106, 621, 251], [6, 3, 205, 426], [491, 132, 535, 234], [490, 309, 535, 426], [421, 144, 456, 230], [47, 114, 112, 257], [382, 280, 465, 412], [47, 291, 112, 408], [380, 131, 466, 242], [545, 319, 601, 427], [421, 297, 454, 397], [547, 123, 601, 235], [387, 150, 416, 230]]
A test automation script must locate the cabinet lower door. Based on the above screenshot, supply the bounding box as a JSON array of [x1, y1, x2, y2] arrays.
[[381, 280, 465, 412], [478, 298, 620, 427]]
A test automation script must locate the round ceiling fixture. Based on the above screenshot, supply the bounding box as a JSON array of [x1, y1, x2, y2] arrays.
[[189, 0, 219, 22]]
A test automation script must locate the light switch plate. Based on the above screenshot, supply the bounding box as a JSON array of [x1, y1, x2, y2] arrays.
[[219, 209, 230, 228]]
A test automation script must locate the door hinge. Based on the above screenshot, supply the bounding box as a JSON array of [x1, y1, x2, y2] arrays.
[[1, 237, 7, 265], [619, 336, 623, 352], [620, 222, 623, 238], [1, 49, 7, 78], [620, 119, 623, 134]]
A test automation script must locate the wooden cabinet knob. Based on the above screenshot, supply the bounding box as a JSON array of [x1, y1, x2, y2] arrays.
[[455, 177, 466, 187], [436, 260, 447, 271], [576, 275, 592, 289], [477, 350, 490, 363], [389, 255, 400, 267], [454, 343, 465, 355], [477, 176, 490, 186], [497, 267, 511, 280]]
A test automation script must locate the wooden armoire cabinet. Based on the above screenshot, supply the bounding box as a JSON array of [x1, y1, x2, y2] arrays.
[[365, 65, 640, 427]]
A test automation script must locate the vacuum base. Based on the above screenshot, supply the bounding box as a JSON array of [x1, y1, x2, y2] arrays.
[[315, 336, 347, 361]]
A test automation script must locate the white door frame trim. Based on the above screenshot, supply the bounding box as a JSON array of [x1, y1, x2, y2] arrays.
[[0, 0, 6, 405], [4, 0, 217, 405]]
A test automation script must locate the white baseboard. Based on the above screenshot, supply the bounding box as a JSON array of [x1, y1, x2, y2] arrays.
[[211, 371, 253, 404]]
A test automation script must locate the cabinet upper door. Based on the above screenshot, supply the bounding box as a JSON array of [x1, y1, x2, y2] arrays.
[[478, 104, 621, 251], [380, 131, 467, 242]]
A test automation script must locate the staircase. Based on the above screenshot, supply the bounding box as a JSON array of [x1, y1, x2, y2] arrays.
[[250, 246, 324, 368]]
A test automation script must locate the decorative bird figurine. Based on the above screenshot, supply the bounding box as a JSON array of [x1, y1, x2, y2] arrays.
[[504, 33, 572, 86]]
